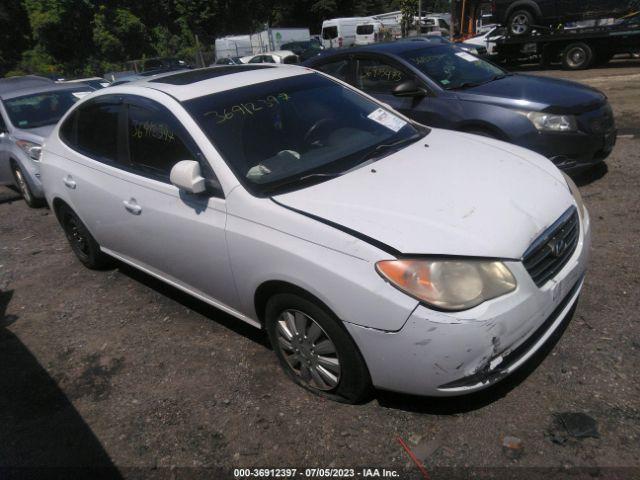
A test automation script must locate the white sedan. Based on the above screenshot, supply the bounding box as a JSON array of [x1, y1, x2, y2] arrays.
[[40, 65, 590, 402], [241, 50, 299, 64]]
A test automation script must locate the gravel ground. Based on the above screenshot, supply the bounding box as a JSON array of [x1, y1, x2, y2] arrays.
[[1, 60, 639, 479]]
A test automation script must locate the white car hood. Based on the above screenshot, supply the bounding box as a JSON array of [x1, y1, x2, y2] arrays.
[[274, 129, 574, 259]]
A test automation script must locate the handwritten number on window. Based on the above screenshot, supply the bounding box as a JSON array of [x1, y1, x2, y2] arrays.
[[204, 93, 291, 125]]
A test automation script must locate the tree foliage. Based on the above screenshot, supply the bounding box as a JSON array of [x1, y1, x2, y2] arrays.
[[0, 0, 453, 77]]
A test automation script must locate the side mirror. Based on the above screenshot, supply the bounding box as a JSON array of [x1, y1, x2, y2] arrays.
[[392, 79, 427, 98], [170, 160, 206, 194]]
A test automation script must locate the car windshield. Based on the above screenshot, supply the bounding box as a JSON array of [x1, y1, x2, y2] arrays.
[[400, 45, 506, 90], [184, 74, 424, 196], [4, 89, 90, 129]]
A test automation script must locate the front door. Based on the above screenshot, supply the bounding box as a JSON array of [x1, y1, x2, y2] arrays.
[[352, 55, 446, 128], [109, 96, 239, 308]]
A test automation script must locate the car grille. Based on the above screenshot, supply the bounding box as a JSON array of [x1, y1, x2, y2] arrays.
[[475, 46, 488, 56], [523, 207, 580, 288]]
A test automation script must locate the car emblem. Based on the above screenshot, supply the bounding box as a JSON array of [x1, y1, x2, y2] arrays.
[[548, 238, 568, 258]]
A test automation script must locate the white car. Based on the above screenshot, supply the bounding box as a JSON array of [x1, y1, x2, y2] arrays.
[[464, 26, 505, 56], [40, 65, 590, 402], [242, 51, 299, 64]]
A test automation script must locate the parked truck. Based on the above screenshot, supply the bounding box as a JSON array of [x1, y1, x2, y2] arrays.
[[494, 12, 640, 70]]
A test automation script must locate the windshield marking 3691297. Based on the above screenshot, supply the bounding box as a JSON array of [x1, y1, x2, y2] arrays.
[[184, 73, 425, 196]]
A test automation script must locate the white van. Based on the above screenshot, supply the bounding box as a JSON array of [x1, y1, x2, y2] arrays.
[[321, 17, 372, 49], [355, 21, 381, 45], [355, 20, 401, 45]]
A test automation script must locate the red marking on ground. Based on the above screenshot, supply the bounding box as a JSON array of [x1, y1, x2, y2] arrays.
[[396, 436, 431, 480]]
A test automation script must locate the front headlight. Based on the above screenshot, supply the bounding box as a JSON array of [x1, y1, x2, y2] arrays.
[[376, 259, 517, 311], [562, 172, 586, 219], [526, 112, 577, 132], [16, 140, 42, 161]]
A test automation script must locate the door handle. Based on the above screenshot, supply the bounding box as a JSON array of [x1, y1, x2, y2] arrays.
[[63, 175, 76, 189], [123, 198, 142, 215]]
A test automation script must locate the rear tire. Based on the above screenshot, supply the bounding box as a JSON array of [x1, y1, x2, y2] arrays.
[[562, 42, 594, 70], [11, 163, 43, 208], [265, 293, 372, 404], [58, 204, 112, 269], [508, 9, 535, 36]]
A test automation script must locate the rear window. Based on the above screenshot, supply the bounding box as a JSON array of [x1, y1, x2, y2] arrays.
[[61, 97, 121, 164], [4, 90, 89, 129], [322, 26, 338, 39], [357, 25, 374, 35]]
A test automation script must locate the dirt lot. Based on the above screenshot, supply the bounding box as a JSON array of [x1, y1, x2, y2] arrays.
[[1, 60, 639, 479]]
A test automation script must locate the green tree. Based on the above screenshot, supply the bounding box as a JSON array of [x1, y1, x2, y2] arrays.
[[0, 0, 32, 75]]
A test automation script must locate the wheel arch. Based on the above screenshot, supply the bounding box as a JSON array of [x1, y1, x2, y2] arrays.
[[506, 0, 542, 21], [254, 280, 338, 327], [51, 196, 70, 222]]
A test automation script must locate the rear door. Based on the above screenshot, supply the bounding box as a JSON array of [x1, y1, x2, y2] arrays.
[[312, 54, 355, 84], [58, 94, 238, 309]]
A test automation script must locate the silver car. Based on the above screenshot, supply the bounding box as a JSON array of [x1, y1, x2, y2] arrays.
[[0, 76, 91, 206], [40, 66, 590, 402]]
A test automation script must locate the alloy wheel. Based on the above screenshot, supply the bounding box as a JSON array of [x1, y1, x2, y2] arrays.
[[275, 309, 341, 391], [511, 14, 529, 35], [13, 167, 32, 204]]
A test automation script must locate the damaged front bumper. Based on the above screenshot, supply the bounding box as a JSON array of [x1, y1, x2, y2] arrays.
[[344, 208, 591, 397]]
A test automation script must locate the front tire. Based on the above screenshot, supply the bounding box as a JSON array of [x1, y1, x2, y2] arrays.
[[265, 293, 372, 404], [11, 163, 43, 208], [562, 42, 594, 70], [508, 9, 535, 36], [58, 205, 112, 269]]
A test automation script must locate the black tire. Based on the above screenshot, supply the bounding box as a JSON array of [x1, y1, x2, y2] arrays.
[[508, 9, 535, 36], [562, 42, 594, 70], [265, 293, 372, 404], [58, 204, 112, 269], [11, 162, 44, 208]]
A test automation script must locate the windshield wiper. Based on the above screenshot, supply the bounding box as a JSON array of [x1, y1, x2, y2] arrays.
[[355, 134, 423, 166], [448, 73, 511, 91], [262, 133, 423, 196]]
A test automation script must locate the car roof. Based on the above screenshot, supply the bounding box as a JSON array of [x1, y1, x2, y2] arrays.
[[124, 64, 313, 102], [1, 82, 92, 100], [0, 75, 55, 98], [305, 41, 445, 64]]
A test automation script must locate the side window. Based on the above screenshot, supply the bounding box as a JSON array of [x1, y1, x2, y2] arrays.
[[315, 58, 351, 83], [249, 56, 264, 64], [355, 58, 407, 95], [61, 97, 121, 164], [126, 102, 197, 182], [0, 111, 7, 132]]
